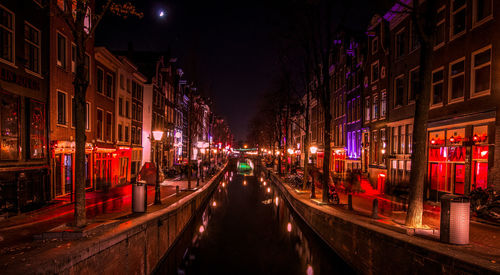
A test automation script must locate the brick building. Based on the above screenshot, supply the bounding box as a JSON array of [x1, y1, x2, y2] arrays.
[[49, 0, 95, 198], [0, 0, 49, 215]]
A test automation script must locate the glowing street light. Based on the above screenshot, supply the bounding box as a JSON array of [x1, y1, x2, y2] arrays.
[[309, 146, 318, 154], [287, 148, 294, 155], [159, 10, 166, 17]]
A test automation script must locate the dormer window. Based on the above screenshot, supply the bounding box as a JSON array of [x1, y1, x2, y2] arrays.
[[371, 36, 378, 55]]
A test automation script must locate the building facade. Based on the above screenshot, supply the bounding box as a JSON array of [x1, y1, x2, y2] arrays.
[[0, 0, 50, 215]]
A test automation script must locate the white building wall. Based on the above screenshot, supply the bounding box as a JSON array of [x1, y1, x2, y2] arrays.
[[142, 84, 153, 165]]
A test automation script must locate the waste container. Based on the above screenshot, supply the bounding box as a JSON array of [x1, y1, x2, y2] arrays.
[[132, 180, 147, 213], [440, 194, 470, 245]]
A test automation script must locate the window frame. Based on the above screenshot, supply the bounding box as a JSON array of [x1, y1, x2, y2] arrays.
[[0, 4, 15, 67], [96, 108, 104, 141], [408, 66, 420, 104], [470, 45, 492, 98], [434, 5, 447, 50], [394, 74, 405, 108], [448, 56, 466, 103], [380, 90, 387, 119], [370, 60, 379, 84], [409, 20, 420, 52], [431, 66, 445, 108], [24, 21, 41, 75], [371, 36, 378, 55], [56, 31, 67, 69], [395, 27, 407, 59], [472, 0, 493, 29], [97, 67, 104, 94], [450, 0, 467, 41], [56, 90, 68, 126]]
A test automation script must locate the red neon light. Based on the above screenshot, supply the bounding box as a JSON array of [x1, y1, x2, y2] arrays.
[[378, 173, 386, 178], [449, 137, 456, 143], [430, 139, 436, 145]]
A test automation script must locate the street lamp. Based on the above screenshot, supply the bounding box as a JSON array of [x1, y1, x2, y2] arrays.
[[309, 146, 318, 154], [152, 130, 164, 205]]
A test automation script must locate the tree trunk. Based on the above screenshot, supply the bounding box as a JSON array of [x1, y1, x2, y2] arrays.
[[405, 0, 437, 227], [73, 35, 88, 228], [321, 70, 332, 203], [187, 92, 192, 189], [303, 89, 310, 190]]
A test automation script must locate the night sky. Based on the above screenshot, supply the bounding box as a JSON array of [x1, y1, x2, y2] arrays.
[[96, 0, 384, 141]]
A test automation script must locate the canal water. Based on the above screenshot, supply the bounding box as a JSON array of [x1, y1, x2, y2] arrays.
[[155, 160, 352, 274]]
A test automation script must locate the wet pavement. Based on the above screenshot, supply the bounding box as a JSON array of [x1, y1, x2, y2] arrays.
[[158, 163, 352, 274], [0, 177, 206, 248]]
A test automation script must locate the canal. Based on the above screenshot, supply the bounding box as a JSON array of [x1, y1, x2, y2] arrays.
[[156, 160, 352, 274]]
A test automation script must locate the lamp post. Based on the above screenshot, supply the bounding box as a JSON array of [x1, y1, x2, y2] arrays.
[[152, 130, 164, 205], [309, 146, 318, 199]]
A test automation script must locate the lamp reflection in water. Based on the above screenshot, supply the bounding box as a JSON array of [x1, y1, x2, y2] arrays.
[[287, 222, 292, 232], [306, 264, 314, 275], [267, 187, 271, 193], [275, 196, 279, 206], [199, 225, 205, 234]]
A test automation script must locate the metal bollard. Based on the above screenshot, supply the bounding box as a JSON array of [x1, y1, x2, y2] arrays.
[[348, 193, 353, 210], [371, 198, 379, 219], [176, 185, 179, 195]]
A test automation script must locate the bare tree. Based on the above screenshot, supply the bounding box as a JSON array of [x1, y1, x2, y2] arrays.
[[55, 0, 142, 227]]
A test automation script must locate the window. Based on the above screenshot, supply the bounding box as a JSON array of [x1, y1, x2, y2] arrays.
[[56, 33, 66, 68], [120, 74, 124, 89], [29, 99, 45, 159], [431, 68, 444, 106], [449, 58, 465, 101], [105, 112, 112, 141], [372, 95, 379, 121], [105, 73, 114, 98], [125, 126, 129, 142], [138, 106, 142, 122], [372, 36, 378, 54], [381, 90, 387, 118], [410, 21, 420, 51], [138, 127, 142, 144], [451, 0, 466, 37], [371, 61, 379, 83], [395, 28, 407, 58], [97, 68, 104, 94], [394, 75, 404, 107], [392, 127, 398, 154], [365, 97, 370, 122], [125, 101, 130, 118], [0, 6, 14, 63], [471, 46, 491, 96], [473, 0, 492, 25], [57, 91, 66, 125], [24, 23, 41, 74], [71, 44, 76, 73], [132, 103, 137, 120], [435, 6, 446, 48], [118, 124, 122, 141], [0, 92, 19, 160], [409, 67, 419, 102], [118, 97, 123, 116], [406, 124, 413, 154], [97, 109, 103, 140], [399, 126, 405, 154], [131, 127, 136, 144]]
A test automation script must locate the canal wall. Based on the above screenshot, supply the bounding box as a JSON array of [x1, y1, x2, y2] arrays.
[[266, 168, 499, 275], [9, 165, 227, 275]]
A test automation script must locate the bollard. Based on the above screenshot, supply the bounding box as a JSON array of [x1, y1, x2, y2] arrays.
[[176, 185, 179, 195], [310, 181, 316, 199], [371, 198, 379, 219], [348, 193, 353, 210], [197, 176, 200, 187]]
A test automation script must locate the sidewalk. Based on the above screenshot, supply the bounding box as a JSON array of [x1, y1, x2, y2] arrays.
[[0, 175, 213, 249], [272, 171, 500, 268]]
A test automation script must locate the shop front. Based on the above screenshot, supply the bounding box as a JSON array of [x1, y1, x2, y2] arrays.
[[131, 147, 142, 182], [331, 149, 346, 177], [427, 124, 491, 200], [93, 147, 115, 191], [51, 141, 93, 198]]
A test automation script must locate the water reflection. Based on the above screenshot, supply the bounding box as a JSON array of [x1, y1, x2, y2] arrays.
[[156, 165, 351, 274]]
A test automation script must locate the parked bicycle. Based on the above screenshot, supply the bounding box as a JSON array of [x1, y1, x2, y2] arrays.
[[470, 187, 500, 223]]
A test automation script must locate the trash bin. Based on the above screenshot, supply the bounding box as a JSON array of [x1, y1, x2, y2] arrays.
[[440, 194, 470, 245], [132, 180, 147, 213]]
